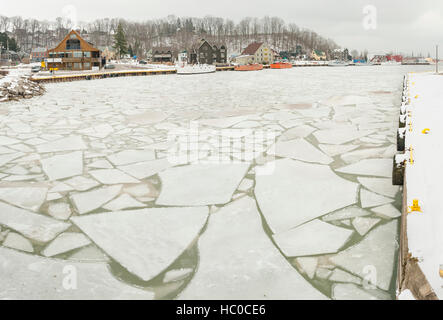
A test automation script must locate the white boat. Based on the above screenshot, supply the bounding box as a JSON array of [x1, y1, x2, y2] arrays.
[[328, 60, 350, 67], [176, 52, 216, 75]]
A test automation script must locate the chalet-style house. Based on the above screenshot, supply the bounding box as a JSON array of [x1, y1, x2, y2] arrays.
[[151, 47, 175, 63], [47, 30, 102, 71], [189, 39, 227, 65]]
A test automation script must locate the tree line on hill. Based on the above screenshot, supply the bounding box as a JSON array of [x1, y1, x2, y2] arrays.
[[0, 14, 340, 58]]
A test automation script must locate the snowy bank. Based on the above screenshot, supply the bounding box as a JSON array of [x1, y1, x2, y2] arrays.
[[0, 67, 45, 102]]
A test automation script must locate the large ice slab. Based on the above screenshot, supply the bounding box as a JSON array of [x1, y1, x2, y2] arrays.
[[330, 221, 398, 291], [107, 149, 156, 166], [0, 201, 70, 242], [72, 206, 208, 282], [156, 163, 250, 206], [322, 205, 371, 222], [357, 177, 399, 198], [42, 232, 91, 257], [273, 220, 353, 257], [313, 128, 372, 145], [41, 151, 83, 181], [89, 169, 140, 184], [179, 197, 327, 300], [360, 188, 394, 208], [70, 185, 122, 214], [272, 139, 333, 164], [255, 159, 358, 233], [318, 144, 359, 157], [0, 185, 47, 211], [0, 247, 154, 299], [118, 158, 173, 179], [36, 136, 87, 153], [336, 159, 392, 178]]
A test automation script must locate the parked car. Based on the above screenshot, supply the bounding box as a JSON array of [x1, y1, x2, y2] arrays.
[[104, 64, 116, 69], [139, 60, 147, 65], [31, 66, 41, 73]]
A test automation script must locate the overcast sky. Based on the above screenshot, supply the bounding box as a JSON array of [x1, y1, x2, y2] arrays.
[[2, 0, 442, 55]]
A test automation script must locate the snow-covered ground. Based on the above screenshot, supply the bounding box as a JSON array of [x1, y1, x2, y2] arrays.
[[403, 71, 443, 299], [0, 64, 434, 299]]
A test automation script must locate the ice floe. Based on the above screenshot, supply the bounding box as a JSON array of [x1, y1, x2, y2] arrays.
[[0, 247, 154, 299], [102, 194, 146, 211], [107, 149, 156, 166], [330, 221, 398, 291], [318, 144, 359, 157], [371, 204, 401, 219], [360, 189, 394, 208], [179, 197, 327, 299], [41, 151, 83, 180], [296, 257, 318, 279], [336, 159, 392, 178], [313, 128, 372, 145], [118, 158, 173, 179], [255, 159, 358, 233], [70, 185, 122, 214], [272, 139, 333, 164], [0, 201, 70, 242], [329, 268, 362, 285], [3, 232, 34, 253], [89, 169, 140, 184], [36, 136, 87, 153], [156, 163, 250, 206], [72, 206, 208, 281], [42, 232, 92, 257], [0, 185, 47, 211], [352, 217, 381, 236], [322, 206, 371, 222], [273, 220, 353, 257], [357, 177, 399, 198]]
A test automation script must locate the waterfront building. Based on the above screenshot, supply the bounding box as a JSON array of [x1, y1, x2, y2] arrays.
[[311, 49, 327, 61], [30, 47, 48, 62], [189, 39, 227, 65], [240, 42, 275, 65], [151, 47, 175, 63], [47, 30, 102, 71]]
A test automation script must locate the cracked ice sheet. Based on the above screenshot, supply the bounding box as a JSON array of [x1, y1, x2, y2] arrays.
[[0, 247, 154, 300], [71, 206, 208, 282], [40, 151, 83, 181], [178, 197, 327, 300], [271, 139, 333, 165], [330, 220, 398, 291], [36, 136, 87, 153], [273, 219, 353, 257], [313, 128, 373, 145], [156, 163, 250, 206], [255, 159, 358, 234], [0, 201, 70, 242], [0, 185, 47, 211], [335, 159, 392, 178]]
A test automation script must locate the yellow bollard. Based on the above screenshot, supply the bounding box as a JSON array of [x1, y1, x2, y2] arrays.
[[415, 95, 419, 99], [422, 128, 431, 134], [440, 265, 443, 278], [409, 146, 414, 164], [408, 199, 422, 213]]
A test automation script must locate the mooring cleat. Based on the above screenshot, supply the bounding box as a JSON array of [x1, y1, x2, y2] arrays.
[[408, 199, 422, 213]]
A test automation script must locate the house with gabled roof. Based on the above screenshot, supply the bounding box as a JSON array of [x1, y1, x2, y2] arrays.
[[240, 42, 275, 65], [47, 30, 102, 71], [188, 39, 227, 65]]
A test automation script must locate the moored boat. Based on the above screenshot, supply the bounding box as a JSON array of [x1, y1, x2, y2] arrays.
[[234, 64, 264, 71], [270, 61, 293, 69], [176, 51, 216, 75], [328, 60, 350, 67]]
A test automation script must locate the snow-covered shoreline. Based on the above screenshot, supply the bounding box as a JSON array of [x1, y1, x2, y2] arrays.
[[0, 66, 45, 102]]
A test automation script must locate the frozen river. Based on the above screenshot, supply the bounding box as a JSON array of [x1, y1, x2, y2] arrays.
[[0, 65, 434, 299]]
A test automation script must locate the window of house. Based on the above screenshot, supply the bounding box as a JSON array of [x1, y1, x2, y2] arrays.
[[74, 62, 81, 69], [73, 51, 83, 58], [66, 39, 81, 50], [83, 62, 90, 69], [84, 51, 91, 58]]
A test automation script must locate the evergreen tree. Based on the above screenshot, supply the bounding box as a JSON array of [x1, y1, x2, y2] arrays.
[[0, 32, 19, 52], [113, 23, 127, 58]]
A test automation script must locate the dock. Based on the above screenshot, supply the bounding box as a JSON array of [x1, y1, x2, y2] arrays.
[[396, 72, 443, 300]]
